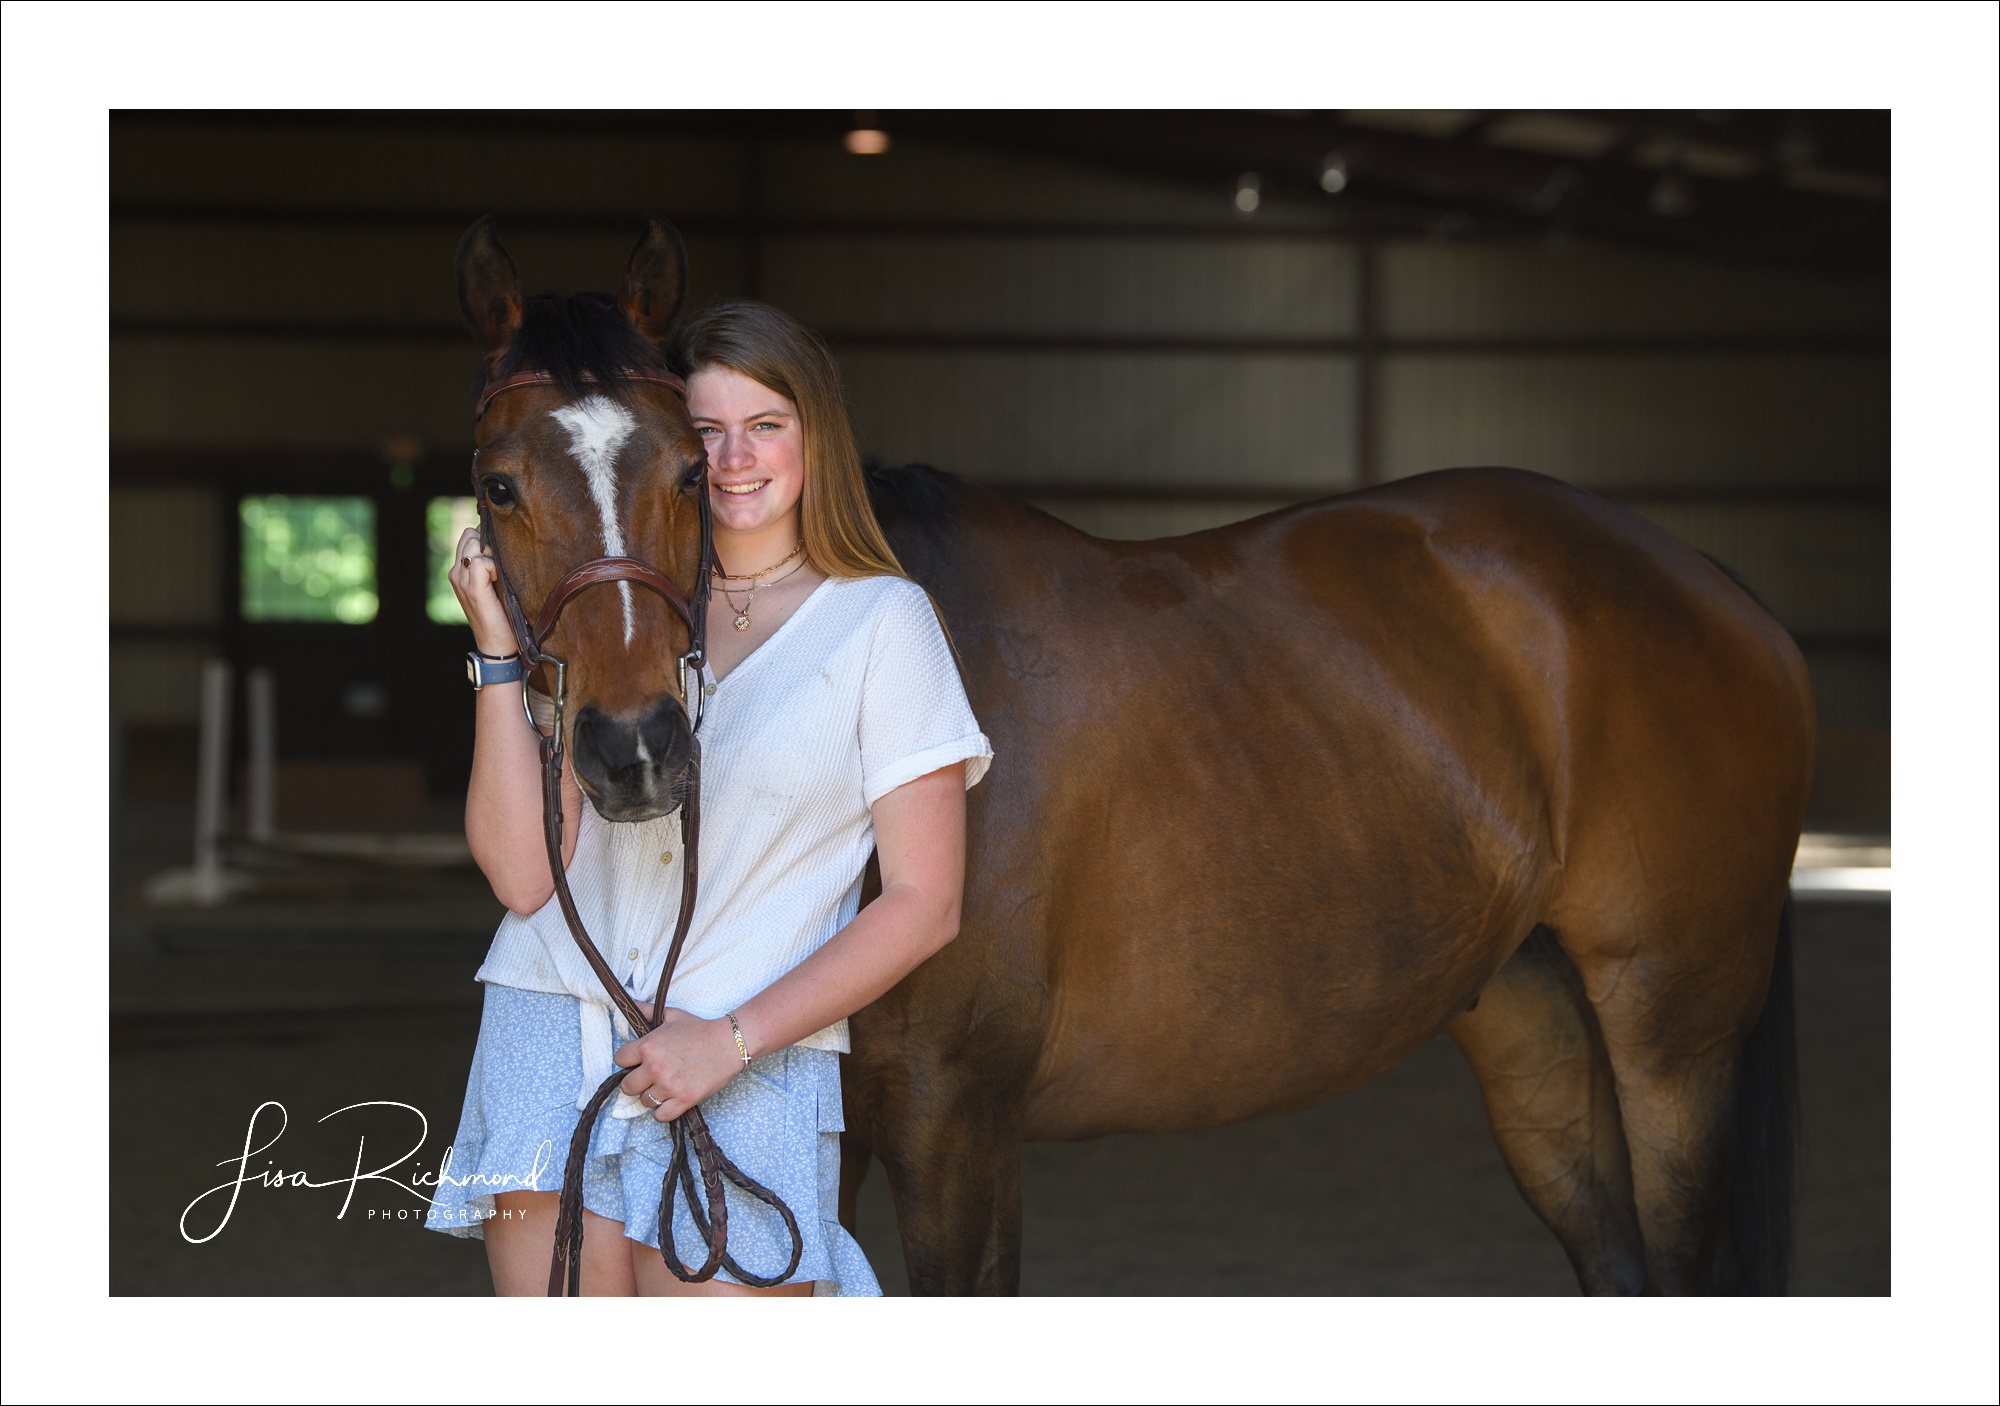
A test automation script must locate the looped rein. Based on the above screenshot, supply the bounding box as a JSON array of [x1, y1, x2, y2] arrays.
[[471, 367, 805, 1296]]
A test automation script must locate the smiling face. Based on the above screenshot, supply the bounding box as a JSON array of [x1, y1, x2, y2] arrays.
[[688, 366, 807, 545]]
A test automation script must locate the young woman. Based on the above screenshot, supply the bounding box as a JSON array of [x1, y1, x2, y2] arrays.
[[425, 302, 992, 1296]]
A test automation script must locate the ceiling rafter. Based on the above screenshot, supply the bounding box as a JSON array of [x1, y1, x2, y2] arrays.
[[112, 110, 1888, 278]]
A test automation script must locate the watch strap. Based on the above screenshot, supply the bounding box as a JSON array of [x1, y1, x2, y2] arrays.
[[467, 651, 526, 690]]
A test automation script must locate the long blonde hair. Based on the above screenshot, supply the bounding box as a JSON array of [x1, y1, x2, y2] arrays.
[[671, 301, 908, 582]]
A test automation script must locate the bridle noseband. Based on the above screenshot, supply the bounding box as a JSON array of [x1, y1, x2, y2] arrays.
[[472, 367, 804, 1295]]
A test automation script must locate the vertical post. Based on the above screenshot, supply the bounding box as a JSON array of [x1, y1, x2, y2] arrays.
[[193, 658, 233, 895], [1355, 229, 1379, 488], [247, 666, 276, 842]]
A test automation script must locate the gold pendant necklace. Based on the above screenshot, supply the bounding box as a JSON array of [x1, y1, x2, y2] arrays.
[[714, 551, 807, 632]]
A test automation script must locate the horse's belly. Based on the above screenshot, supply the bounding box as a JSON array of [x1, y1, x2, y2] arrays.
[[1021, 981, 1470, 1141], [1018, 869, 1537, 1141], [1007, 720, 1555, 1138]]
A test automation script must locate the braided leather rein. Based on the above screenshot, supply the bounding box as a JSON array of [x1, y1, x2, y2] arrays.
[[472, 368, 806, 1296]]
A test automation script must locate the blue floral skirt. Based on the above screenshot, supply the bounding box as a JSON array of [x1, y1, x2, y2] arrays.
[[424, 982, 880, 1296]]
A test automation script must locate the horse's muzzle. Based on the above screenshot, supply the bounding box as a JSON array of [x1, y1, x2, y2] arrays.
[[570, 697, 693, 822]]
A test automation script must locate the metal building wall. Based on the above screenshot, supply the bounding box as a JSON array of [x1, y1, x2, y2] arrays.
[[1369, 241, 1887, 731], [109, 118, 1887, 742]]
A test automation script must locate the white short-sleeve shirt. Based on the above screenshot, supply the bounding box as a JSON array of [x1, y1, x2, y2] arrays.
[[475, 574, 993, 1113]]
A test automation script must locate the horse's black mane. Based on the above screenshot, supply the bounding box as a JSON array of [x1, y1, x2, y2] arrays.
[[864, 459, 964, 533], [485, 290, 665, 405]]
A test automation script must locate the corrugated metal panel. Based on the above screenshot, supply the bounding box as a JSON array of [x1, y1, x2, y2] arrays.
[[1630, 502, 1888, 637], [110, 488, 220, 625], [767, 235, 1355, 337], [1382, 241, 1887, 338], [110, 641, 213, 722], [112, 122, 744, 217], [112, 336, 477, 450], [837, 350, 1357, 488], [1379, 353, 1888, 488], [111, 222, 746, 326]]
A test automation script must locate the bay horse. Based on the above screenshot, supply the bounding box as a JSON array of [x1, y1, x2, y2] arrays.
[[453, 216, 1809, 1297], [849, 463, 1810, 1296]]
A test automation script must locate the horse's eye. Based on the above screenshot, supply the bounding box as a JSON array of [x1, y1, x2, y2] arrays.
[[679, 461, 707, 492], [481, 476, 517, 508]]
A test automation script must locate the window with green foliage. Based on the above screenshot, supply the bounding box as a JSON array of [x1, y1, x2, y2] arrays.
[[426, 496, 481, 624], [240, 496, 379, 623]]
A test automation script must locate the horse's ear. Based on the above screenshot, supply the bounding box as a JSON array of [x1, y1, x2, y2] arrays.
[[456, 216, 523, 358], [619, 216, 688, 349]]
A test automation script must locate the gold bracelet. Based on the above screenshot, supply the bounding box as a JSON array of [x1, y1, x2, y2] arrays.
[[725, 1011, 751, 1066]]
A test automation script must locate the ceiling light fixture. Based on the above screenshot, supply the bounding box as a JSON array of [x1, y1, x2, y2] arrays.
[[845, 112, 891, 155], [1319, 153, 1348, 194], [1235, 172, 1261, 214]]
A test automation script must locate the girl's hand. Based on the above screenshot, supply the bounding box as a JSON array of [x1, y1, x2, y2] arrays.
[[448, 525, 519, 659], [615, 1008, 745, 1121]]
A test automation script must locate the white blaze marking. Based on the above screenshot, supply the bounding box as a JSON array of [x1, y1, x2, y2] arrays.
[[551, 397, 639, 645]]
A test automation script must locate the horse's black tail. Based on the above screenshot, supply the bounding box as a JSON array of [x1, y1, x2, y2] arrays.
[[1716, 896, 1800, 1294]]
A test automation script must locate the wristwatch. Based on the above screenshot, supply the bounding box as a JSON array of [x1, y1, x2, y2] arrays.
[[466, 650, 525, 690]]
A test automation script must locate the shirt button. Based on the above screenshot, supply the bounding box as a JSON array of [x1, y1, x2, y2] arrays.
[[659, 851, 673, 864], [627, 948, 640, 961]]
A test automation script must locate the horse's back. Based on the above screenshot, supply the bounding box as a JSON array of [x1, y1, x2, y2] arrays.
[[1217, 466, 1814, 858], [1211, 467, 1803, 689]]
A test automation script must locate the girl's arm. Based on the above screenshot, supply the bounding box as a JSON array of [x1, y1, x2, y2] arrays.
[[451, 527, 583, 915], [617, 761, 966, 1119]]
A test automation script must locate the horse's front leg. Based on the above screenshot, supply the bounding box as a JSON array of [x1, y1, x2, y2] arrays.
[[843, 873, 1046, 1295], [871, 1070, 1025, 1295]]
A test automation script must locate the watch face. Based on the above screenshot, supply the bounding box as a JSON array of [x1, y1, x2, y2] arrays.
[[465, 655, 480, 687]]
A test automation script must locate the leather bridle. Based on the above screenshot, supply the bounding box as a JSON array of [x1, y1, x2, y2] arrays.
[[472, 366, 805, 1295]]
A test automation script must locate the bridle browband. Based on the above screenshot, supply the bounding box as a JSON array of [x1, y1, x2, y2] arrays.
[[472, 366, 693, 424], [472, 366, 805, 1295]]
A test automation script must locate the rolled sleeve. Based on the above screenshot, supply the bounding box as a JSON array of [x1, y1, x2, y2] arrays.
[[863, 731, 993, 807]]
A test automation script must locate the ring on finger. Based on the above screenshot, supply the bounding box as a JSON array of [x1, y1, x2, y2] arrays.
[[642, 1090, 662, 1108]]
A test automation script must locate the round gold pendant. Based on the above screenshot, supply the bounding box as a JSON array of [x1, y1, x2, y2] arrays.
[[733, 614, 751, 631]]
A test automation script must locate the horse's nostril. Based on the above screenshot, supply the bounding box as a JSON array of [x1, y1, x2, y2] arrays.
[[571, 701, 690, 786], [639, 696, 688, 761], [572, 708, 619, 771], [573, 709, 639, 780]]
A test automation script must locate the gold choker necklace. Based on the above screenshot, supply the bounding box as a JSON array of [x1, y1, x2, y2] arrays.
[[712, 541, 804, 584]]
